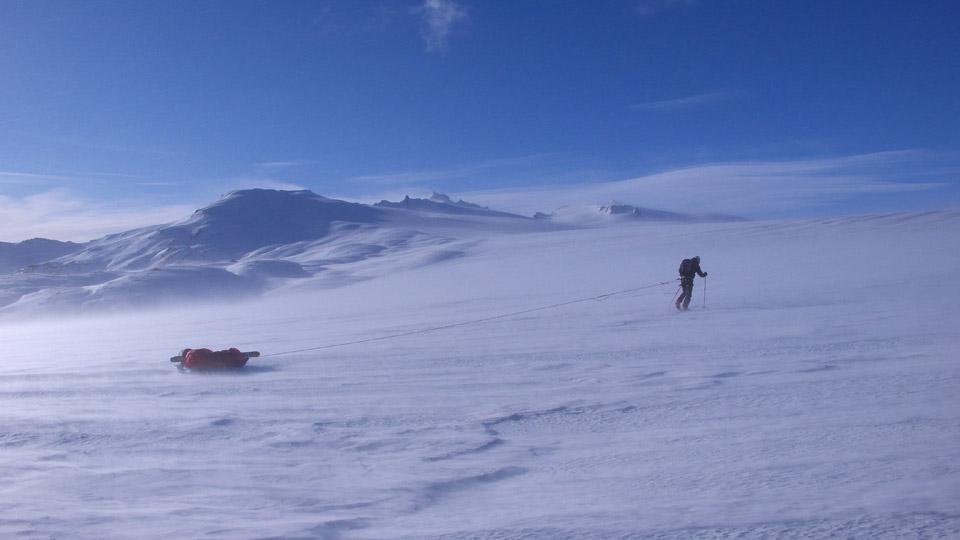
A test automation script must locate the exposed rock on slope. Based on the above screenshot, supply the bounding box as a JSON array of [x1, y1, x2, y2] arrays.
[[375, 192, 528, 219]]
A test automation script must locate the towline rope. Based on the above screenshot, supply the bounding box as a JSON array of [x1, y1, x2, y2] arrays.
[[260, 279, 676, 358]]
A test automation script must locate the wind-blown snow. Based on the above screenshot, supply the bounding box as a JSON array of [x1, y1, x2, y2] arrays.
[[40, 189, 386, 272], [0, 209, 958, 538], [0, 189, 742, 317], [544, 202, 744, 224], [0, 189, 553, 316]]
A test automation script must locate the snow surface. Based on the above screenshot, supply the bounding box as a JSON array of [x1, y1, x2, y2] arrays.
[[1, 208, 958, 538]]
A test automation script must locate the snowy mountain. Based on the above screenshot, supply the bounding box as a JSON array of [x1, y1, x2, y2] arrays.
[[0, 237, 84, 274], [0, 187, 921, 319], [33, 189, 386, 273], [0, 189, 532, 315], [375, 192, 528, 219]]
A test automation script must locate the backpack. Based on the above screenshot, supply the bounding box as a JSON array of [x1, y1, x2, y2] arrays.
[[678, 258, 692, 276]]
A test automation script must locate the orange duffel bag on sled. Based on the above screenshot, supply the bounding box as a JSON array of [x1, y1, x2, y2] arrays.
[[170, 348, 260, 370]]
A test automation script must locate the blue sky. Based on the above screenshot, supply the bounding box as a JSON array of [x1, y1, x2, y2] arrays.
[[1, 0, 958, 240]]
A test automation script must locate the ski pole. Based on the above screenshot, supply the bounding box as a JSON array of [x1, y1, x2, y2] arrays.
[[703, 276, 707, 309]]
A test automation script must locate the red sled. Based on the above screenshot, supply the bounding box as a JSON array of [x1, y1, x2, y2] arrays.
[[170, 348, 260, 370]]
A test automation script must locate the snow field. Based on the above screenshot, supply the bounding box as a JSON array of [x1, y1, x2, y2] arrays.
[[0, 213, 958, 538]]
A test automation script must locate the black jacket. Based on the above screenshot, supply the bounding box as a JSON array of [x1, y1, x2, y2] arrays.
[[680, 259, 706, 279]]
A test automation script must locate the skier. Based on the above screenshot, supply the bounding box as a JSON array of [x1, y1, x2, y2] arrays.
[[676, 256, 707, 311]]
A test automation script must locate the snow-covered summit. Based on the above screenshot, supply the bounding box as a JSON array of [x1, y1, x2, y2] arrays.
[[36, 189, 385, 273], [375, 192, 527, 219], [180, 188, 384, 257]]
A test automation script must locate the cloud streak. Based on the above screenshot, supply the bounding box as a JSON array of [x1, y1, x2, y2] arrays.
[[630, 90, 741, 111], [0, 190, 196, 243], [0, 169, 156, 185], [226, 178, 309, 192], [0, 171, 80, 184], [453, 150, 955, 217], [350, 154, 559, 186], [5, 151, 953, 242], [254, 160, 320, 169], [414, 0, 468, 52]]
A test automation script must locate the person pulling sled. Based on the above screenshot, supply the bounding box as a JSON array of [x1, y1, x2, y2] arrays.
[[676, 256, 707, 311]]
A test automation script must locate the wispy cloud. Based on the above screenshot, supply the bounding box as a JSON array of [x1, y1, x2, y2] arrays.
[[254, 160, 320, 169], [413, 0, 468, 52], [133, 181, 183, 187], [226, 178, 309, 192], [630, 90, 742, 111], [0, 171, 78, 184], [82, 172, 150, 181], [351, 168, 454, 185], [0, 189, 197, 243], [346, 154, 597, 203], [634, 0, 697, 17], [453, 150, 956, 217], [0, 174, 316, 241], [5, 151, 951, 242], [11, 131, 178, 157], [350, 154, 557, 186], [0, 169, 157, 185]]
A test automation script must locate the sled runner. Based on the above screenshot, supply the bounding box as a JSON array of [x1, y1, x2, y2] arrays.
[[170, 348, 260, 370]]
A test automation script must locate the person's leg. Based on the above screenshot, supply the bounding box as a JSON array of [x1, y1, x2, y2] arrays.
[[675, 281, 688, 309], [681, 281, 693, 310]]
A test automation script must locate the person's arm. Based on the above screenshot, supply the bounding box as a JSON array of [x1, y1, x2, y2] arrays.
[[696, 263, 707, 277]]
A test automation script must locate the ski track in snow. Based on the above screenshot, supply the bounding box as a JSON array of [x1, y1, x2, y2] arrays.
[[1, 213, 959, 538]]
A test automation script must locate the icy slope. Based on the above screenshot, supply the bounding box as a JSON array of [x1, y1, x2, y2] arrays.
[[0, 211, 957, 538]]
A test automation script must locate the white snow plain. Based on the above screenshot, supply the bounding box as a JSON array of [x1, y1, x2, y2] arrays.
[[1, 211, 959, 538]]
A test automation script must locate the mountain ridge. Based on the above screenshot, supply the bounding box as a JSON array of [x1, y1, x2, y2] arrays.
[[9, 188, 948, 318], [375, 191, 528, 219], [0, 238, 85, 274]]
